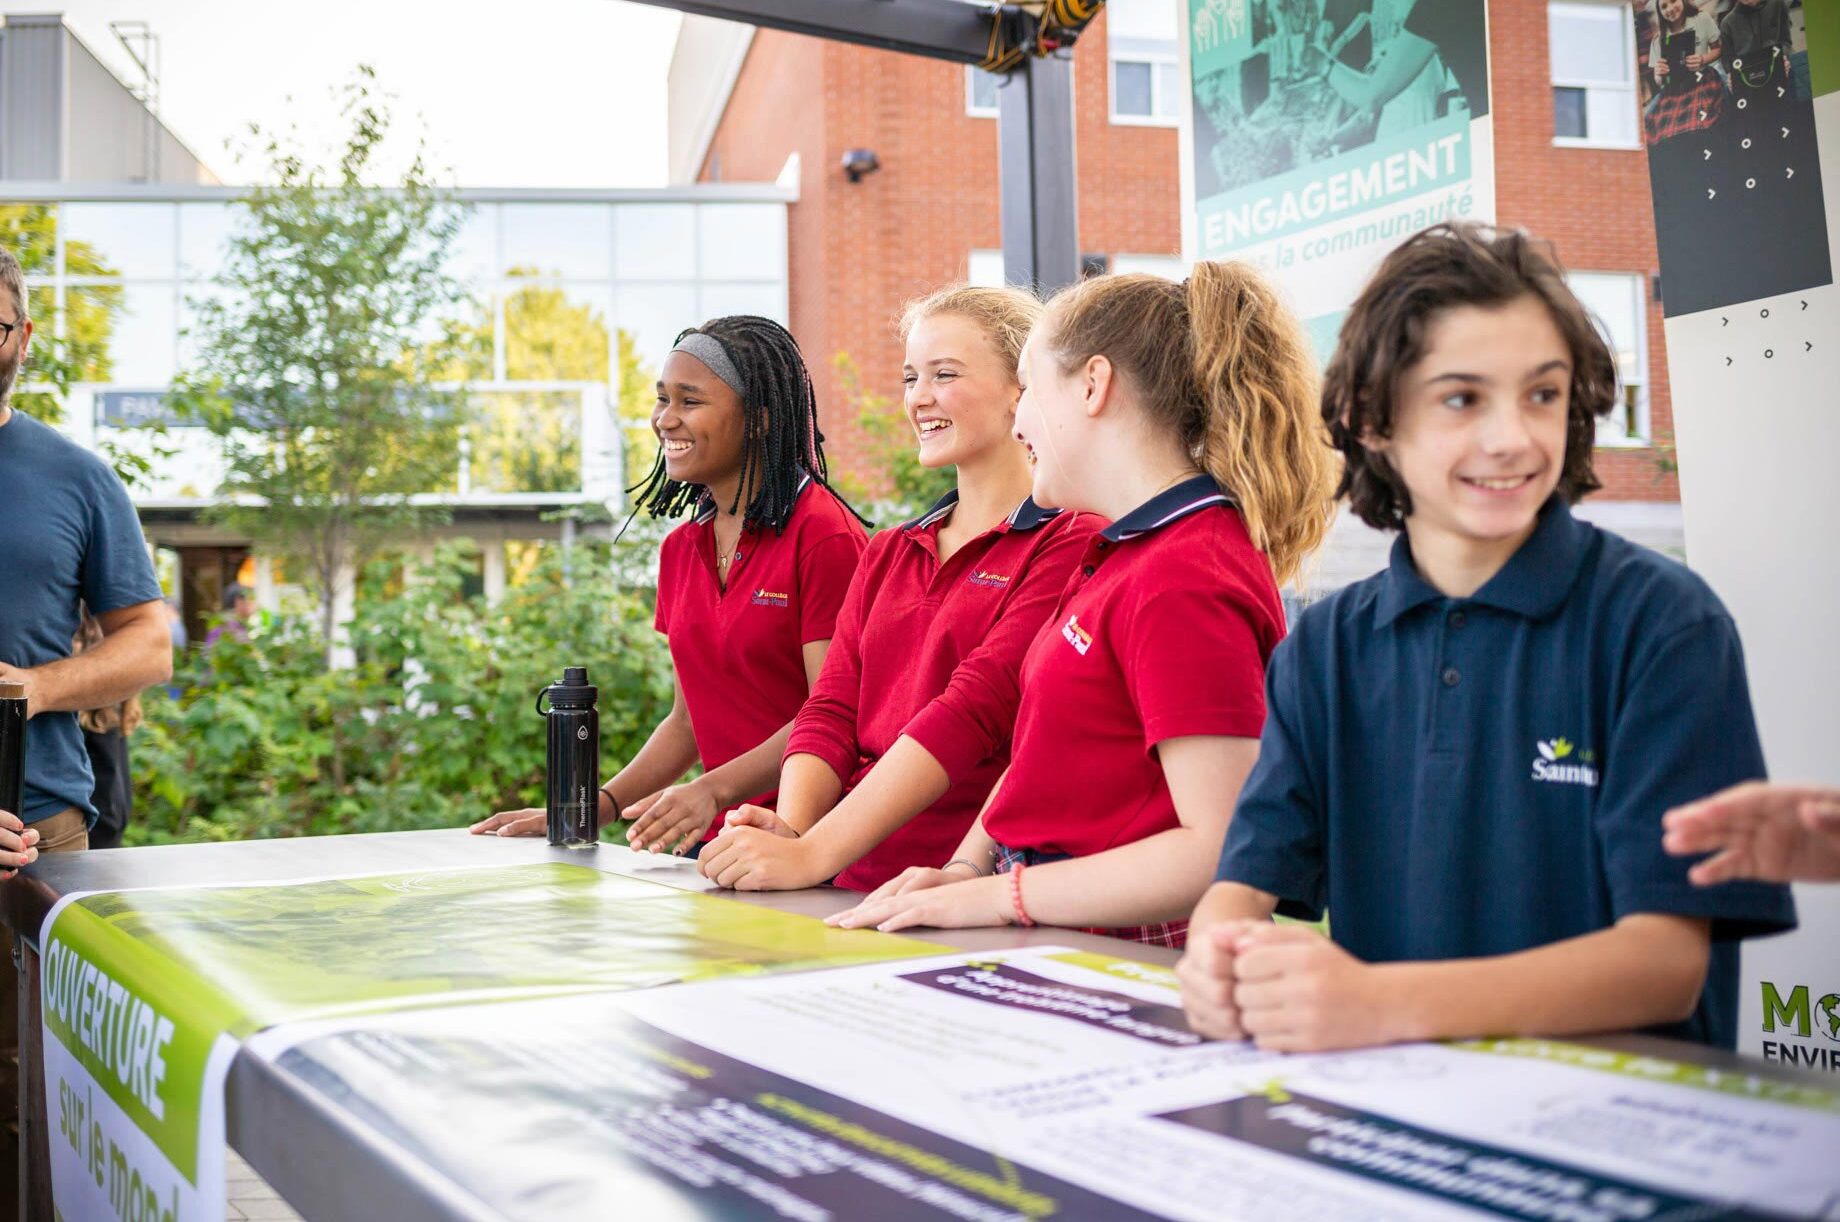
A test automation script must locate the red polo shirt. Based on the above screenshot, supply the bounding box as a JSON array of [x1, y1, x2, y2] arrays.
[[982, 475, 1284, 858], [785, 492, 1100, 890], [654, 476, 866, 837]]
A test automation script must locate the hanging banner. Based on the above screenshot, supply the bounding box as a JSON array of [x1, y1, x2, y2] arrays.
[[1181, 0, 1495, 354], [251, 947, 1840, 1220], [39, 862, 934, 1222], [1626, 2, 1840, 1064]]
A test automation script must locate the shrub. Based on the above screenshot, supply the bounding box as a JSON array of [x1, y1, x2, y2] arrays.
[[128, 541, 673, 843]]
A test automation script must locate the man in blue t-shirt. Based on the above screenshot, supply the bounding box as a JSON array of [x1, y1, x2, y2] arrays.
[[0, 247, 171, 858]]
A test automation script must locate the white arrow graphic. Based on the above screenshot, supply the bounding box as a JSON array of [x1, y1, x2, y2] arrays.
[[1699, 109, 1709, 121], [1708, 187, 1718, 199], [1782, 126, 1791, 138], [1778, 85, 1787, 98], [1787, 167, 1795, 179], [1703, 148, 1713, 160]]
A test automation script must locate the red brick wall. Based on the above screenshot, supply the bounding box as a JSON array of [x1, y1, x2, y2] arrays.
[[1488, 0, 1678, 501], [702, 0, 1676, 502]]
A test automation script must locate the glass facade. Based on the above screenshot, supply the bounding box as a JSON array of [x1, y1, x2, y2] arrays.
[[2, 189, 790, 501]]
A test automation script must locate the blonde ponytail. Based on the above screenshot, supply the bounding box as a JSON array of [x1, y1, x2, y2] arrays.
[[1045, 265, 1338, 586], [1185, 262, 1338, 585]]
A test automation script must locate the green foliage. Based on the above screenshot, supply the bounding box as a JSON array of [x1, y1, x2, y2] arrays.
[[171, 66, 471, 661], [128, 542, 673, 843], [829, 351, 953, 524]]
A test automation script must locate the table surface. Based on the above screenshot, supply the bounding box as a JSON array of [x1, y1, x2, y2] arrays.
[[4, 829, 1830, 1222]]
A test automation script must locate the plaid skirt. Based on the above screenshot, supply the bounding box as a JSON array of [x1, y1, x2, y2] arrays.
[[992, 842, 1188, 948], [1646, 74, 1725, 144]]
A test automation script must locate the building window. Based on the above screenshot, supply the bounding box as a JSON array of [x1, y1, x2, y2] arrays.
[[1110, 253, 1185, 280], [1107, 0, 1180, 126], [966, 66, 1000, 118], [1569, 271, 1649, 445], [1549, 2, 1639, 148]]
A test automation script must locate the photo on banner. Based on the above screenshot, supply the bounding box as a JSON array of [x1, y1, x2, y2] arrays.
[[1635, 0, 1832, 314], [1182, 0, 1495, 356]]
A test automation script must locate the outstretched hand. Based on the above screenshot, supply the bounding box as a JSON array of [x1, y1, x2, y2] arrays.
[[1663, 782, 1840, 885]]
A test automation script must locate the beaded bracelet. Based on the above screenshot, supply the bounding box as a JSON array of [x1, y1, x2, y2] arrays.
[[1009, 862, 1036, 927]]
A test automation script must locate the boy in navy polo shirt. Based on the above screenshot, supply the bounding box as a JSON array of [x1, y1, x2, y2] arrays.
[[1179, 225, 1796, 1051]]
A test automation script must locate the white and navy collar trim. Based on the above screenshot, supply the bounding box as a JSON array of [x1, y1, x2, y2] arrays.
[[694, 471, 813, 525], [905, 489, 1062, 534], [1099, 474, 1233, 542]]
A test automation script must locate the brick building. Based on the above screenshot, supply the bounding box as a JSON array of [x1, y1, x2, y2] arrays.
[[667, 0, 1680, 571]]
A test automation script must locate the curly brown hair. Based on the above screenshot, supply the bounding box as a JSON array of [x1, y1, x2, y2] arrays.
[[1323, 223, 1620, 531]]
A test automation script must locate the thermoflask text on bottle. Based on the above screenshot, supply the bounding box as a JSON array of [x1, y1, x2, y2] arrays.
[[538, 667, 599, 849], [0, 681, 23, 822]]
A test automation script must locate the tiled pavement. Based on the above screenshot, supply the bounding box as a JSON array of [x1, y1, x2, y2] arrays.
[[226, 1147, 302, 1221]]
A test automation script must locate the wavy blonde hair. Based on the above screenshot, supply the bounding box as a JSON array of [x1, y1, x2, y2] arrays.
[[898, 284, 1042, 374], [1044, 265, 1339, 585]]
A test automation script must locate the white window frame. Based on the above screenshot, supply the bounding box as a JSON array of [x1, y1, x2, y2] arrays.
[[965, 66, 1000, 119], [1110, 253, 1185, 279], [1569, 270, 1651, 447], [1108, 39, 1180, 127], [1549, 1, 1641, 150], [967, 249, 1006, 287]]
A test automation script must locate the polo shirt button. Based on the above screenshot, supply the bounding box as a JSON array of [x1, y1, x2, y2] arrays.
[[1082, 565, 1096, 576], [1449, 611, 1466, 629], [1441, 667, 1461, 687]]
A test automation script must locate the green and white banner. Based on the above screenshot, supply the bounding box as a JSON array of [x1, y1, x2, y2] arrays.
[[39, 862, 935, 1221], [249, 947, 1840, 1219], [1180, 0, 1494, 355]]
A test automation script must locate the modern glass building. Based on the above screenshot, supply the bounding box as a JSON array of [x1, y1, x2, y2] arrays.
[[3, 184, 791, 634]]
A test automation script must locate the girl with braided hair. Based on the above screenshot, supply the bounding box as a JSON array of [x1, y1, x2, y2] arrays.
[[473, 315, 867, 853], [696, 286, 1102, 894]]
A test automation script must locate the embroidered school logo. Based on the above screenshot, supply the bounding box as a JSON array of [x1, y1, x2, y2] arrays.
[[1061, 614, 1093, 656], [750, 588, 790, 608], [1530, 737, 1600, 788], [966, 569, 1012, 589]]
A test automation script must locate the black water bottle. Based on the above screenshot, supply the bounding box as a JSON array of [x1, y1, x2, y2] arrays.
[[538, 667, 599, 849], [0, 681, 23, 822]]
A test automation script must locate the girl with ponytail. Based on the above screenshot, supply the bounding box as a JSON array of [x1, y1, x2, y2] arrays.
[[831, 264, 1337, 944]]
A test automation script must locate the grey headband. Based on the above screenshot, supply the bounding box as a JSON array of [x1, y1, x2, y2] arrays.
[[671, 332, 746, 398]]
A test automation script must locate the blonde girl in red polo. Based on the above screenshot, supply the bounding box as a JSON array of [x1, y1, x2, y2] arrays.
[[830, 264, 1337, 944]]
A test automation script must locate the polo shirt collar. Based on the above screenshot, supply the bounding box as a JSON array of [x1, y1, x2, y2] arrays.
[[1375, 497, 1591, 628], [904, 489, 1062, 534], [1099, 474, 1233, 542], [693, 471, 812, 525]]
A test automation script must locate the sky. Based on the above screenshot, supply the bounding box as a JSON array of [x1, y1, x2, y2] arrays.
[[35, 0, 684, 187]]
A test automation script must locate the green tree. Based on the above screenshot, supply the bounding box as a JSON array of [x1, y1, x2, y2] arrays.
[[831, 351, 952, 522], [174, 67, 469, 668]]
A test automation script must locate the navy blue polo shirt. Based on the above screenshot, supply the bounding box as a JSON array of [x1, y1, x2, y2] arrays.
[[1218, 498, 1797, 1049]]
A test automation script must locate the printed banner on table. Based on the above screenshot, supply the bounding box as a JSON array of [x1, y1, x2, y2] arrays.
[[1182, 0, 1495, 354], [250, 947, 1840, 1220], [39, 862, 933, 1222]]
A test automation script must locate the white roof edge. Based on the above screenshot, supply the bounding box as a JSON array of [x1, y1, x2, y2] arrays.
[[668, 18, 756, 185], [0, 181, 797, 203]]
